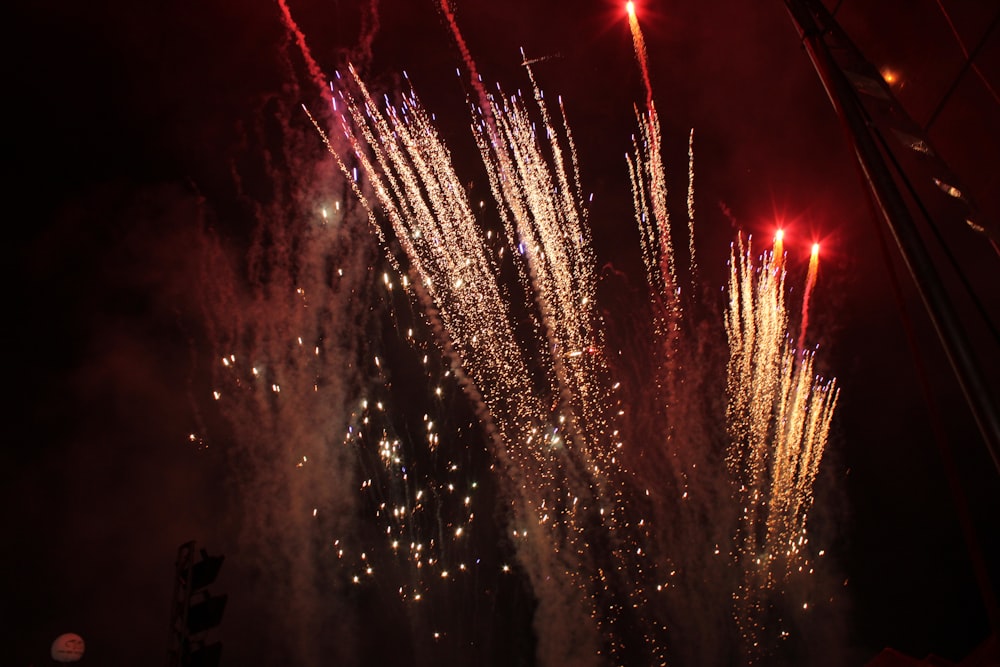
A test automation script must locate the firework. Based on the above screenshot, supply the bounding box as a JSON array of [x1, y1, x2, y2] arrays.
[[725, 233, 839, 660], [205, 2, 842, 665], [798, 243, 821, 352]]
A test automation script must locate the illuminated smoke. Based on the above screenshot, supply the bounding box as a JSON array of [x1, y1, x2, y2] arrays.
[[277, 0, 329, 97], [196, 15, 377, 665]]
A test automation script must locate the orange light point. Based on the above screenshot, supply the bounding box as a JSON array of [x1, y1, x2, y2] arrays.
[[626, 1, 635, 16]]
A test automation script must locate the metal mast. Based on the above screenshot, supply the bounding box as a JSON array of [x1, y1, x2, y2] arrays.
[[782, 0, 1000, 641], [782, 0, 1000, 475]]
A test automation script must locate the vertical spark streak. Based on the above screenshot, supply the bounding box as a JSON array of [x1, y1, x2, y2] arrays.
[[629, 107, 676, 303], [798, 243, 820, 352], [626, 5, 678, 312], [627, 2, 655, 112], [687, 128, 698, 288]]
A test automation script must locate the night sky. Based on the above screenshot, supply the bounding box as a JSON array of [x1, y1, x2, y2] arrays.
[[6, 0, 999, 665]]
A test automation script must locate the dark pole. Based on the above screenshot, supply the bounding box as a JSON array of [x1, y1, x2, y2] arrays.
[[782, 0, 1000, 639], [783, 0, 1000, 477]]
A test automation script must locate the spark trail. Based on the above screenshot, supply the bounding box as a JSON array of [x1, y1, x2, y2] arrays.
[[626, 2, 680, 330], [439, 0, 498, 141], [687, 128, 698, 290], [627, 1, 654, 112], [798, 243, 820, 352]]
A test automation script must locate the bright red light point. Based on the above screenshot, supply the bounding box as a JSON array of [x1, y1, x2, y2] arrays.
[[626, 1, 635, 16], [811, 243, 820, 256], [775, 229, 784, 243]]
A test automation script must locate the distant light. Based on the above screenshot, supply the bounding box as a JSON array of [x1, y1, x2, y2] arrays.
[[626, 1, 635, 16], [51, 634, 85, 663]]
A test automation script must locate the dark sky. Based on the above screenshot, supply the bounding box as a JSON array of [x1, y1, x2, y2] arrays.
[[5, 0, 999, 665]]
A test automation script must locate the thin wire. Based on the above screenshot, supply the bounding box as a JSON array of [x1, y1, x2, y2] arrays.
[[925, 3, 1000, 131]]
